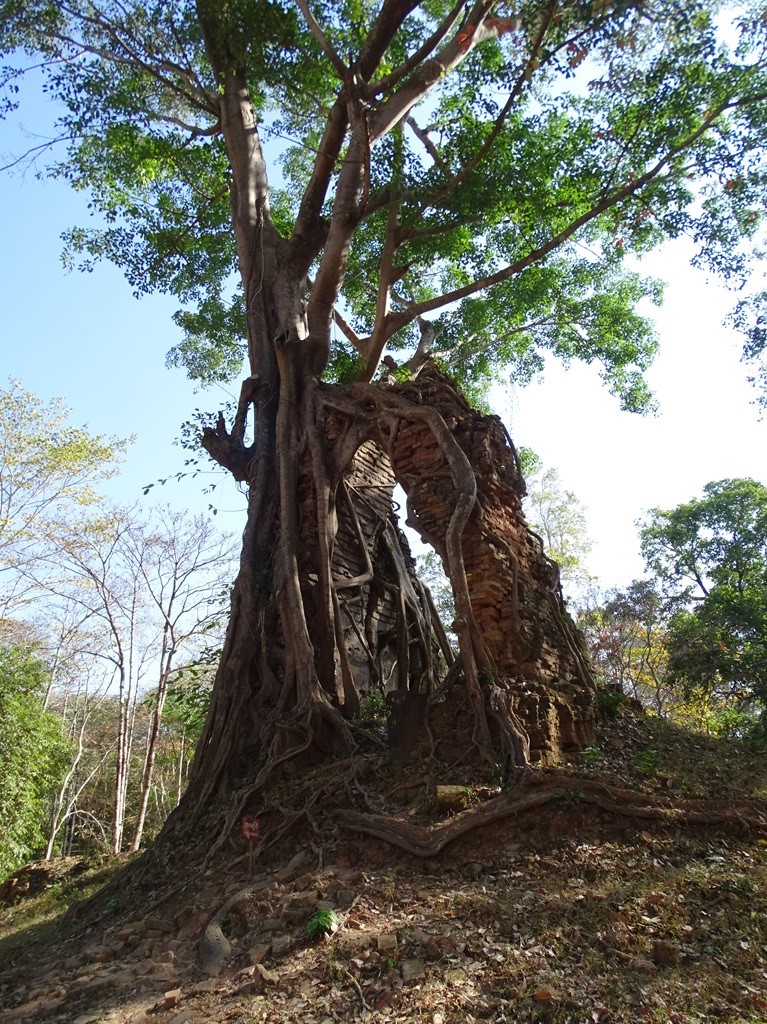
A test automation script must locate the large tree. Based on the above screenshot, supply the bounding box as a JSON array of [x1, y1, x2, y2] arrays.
[[0, 379, 127, 616], [5, 0, 767, 831], [640, 477, 767, 719]]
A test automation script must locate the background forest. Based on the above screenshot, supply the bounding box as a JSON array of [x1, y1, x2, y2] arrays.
[[1, 375, 765, 882], [2, 0, 767, 884]]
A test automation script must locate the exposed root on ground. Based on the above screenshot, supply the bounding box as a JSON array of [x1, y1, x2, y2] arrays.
[[198, 884, 265, 976], [337, 772, 767, 858]]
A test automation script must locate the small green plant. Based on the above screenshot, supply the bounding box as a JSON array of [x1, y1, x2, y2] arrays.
[[581, 746, 605, 765], [358, 689, 386, 728], [597, 688, 627, 718], [353, 690, 389, 750], [633, 749, 663, 772], [305, 907, 340, 940], [721, 874, 757, 896]]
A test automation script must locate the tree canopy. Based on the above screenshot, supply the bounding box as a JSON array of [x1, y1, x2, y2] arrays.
[[0, 640, 72, 878], [4, 0, 767, 408], [640, 478, 767, 718], [0, 379, 128, 600]]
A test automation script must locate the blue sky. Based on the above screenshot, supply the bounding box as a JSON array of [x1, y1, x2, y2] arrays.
[[1, 93, 765, 593], [1, 129, 247, 530]]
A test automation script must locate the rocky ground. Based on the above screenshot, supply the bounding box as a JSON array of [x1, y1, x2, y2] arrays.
[[2, 710, 767, 1024]]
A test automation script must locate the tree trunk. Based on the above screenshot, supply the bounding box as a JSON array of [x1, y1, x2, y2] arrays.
[[129, 680, 168, 853], [174, 22, 597, 824], [113, 687, 129, 855], [184, 360, 597, 815]]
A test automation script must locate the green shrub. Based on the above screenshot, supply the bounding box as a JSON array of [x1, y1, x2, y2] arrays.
[[597, 688, 627, 718], [0, 644, 72, 880], [306, 907, 340, 939]]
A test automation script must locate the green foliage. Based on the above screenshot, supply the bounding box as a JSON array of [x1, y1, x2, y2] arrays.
[[0, 643, 72, 880], [325, 345, 367, 386], [356, 688, 386, 729], [632, 749, 663, 773], [167, 296, 247, 385], [5, 1, 767, 403], [640, 478, 767, 717], [581, 746, 605, 765], [518, 447, 542, 479], [305, 907, 340, 939], [163, 668, 215, 741], [596, 687, 627, 719], [0, 379, 128, 569], [728, 289, 767, 410]]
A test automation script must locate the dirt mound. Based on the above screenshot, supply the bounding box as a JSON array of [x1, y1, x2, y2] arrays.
[[2, 707, 767, 1023], [0, 859, 89, 908]]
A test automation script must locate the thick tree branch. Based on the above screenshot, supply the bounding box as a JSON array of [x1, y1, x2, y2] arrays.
[[368, 0, 497, 144], [306, 101, 373, 368], [293, 0, 348, 80], [291, 97, 349, 269], [390, 96, 758, 329], [356, 0, 424, 83], [368, 0, 468, 99], [361, 155, 404, 378], [291, 0, 425, 268]]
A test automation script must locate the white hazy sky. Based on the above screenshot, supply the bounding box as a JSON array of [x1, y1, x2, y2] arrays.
[[1, 110, 765, 595], [501, 248, 766, 587]]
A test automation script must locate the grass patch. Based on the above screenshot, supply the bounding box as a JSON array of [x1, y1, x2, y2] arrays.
[[0, 858, 120, 961]]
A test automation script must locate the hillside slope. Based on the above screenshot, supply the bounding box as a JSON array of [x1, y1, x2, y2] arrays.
[[1, 706, 767, 1024]]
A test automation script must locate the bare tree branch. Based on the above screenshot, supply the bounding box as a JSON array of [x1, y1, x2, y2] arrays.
[[405, 115, 447, 168], [332, 307, 367, 354], [0, 133, 77, 173], [293, 0, 348, 81]]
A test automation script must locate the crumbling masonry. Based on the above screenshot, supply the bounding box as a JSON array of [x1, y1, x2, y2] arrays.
[[384, 365, 596, 762]]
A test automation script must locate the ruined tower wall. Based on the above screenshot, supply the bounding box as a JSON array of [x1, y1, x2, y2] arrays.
[[386, 367, 596, 762]]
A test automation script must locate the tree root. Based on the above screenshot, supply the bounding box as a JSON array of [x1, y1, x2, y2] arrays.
[[199, 884, 265, 976], [337, 773, 767, 857]]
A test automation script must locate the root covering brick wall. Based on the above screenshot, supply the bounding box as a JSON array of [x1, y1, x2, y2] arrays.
[[386, 366, 596, 762], [299, 424, 408, 695]]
